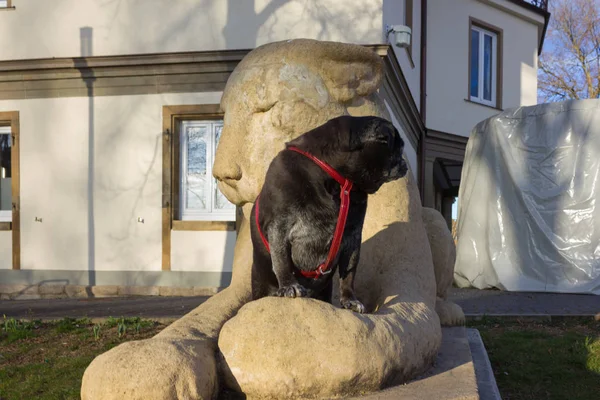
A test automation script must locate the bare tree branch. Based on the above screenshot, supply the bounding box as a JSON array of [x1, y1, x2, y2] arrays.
[[539, 0, 600, 102]]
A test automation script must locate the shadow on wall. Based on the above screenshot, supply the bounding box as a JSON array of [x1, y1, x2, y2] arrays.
[[79, 27, 96, 297], [99, 0, 381, 51], [77, 9, 163, 273], [220, 229, 236, 288], [222, 0, 289, 47], [222, 0, 382, 48]]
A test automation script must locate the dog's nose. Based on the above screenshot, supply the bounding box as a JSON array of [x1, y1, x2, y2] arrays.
[[388, 160, 408, 180], [399, 161, 408, 177]]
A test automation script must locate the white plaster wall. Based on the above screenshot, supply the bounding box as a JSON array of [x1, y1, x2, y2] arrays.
[[0, 0, 384, 60], [0, 231, 10, 269], [0, 91, 420, 274], [426, 0, 541, 137], [0, 91, 237, 272], [172, 231, 235, 272], [383, 0, 422, 111]]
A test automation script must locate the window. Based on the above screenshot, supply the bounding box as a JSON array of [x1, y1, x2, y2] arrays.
[[469, 20, 502, 108], [0, 0, 12, 9], [0, 111, 19, 269], [162, 105, 237, 271], [179, 120, 235, 221], [0, 126, 11, 222]]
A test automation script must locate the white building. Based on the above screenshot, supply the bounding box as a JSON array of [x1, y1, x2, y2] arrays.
[[0, 0, 549, 295]]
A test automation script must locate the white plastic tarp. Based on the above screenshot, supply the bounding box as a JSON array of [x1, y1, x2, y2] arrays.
[[454, 99, 600, 294]]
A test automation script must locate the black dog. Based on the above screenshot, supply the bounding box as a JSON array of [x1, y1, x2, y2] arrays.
[[250, 115, 408, 313]]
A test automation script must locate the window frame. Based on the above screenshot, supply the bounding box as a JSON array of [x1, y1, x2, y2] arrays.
[[467, 18, 503, 110], [470, 26, 497, 106], [0, 111, 20, 270], [161, 105, 239, 271], [0, 0, 15, 10]]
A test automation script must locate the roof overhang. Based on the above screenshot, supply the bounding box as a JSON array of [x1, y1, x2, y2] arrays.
[[479, 0, 551, 55]]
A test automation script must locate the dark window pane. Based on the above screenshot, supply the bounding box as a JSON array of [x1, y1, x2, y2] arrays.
[[470, 29, 480, 98], [483, 34, 493, 101]]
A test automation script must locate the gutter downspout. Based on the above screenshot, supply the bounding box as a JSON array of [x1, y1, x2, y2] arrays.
[[418, 0, 428, 203]]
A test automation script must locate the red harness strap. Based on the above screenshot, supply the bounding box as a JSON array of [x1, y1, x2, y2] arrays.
[[255, 146, 353, 279]]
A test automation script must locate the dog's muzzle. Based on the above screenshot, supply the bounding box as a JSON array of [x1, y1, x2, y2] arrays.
[[386, 159, 408, 181]]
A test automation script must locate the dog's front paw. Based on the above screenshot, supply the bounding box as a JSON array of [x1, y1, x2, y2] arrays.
[[276, 284, 307, 298], [341, 298, 366, 314]]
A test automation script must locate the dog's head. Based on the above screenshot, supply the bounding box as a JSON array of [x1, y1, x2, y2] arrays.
[[212, 40, 385, 205], [286, 115, 409, 194]]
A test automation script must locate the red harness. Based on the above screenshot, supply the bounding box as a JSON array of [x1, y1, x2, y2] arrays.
[[254, 146, 354, 279]]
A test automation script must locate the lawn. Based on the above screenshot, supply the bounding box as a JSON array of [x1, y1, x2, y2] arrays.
[[0, 316, 598, 400], [0, 316, 164, 400], [470, 317, 600, 400]]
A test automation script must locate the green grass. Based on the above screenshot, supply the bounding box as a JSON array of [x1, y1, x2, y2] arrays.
[[1, 316, 598, 399], [1, 315, 41, 344], [470, 317, 600, 400], [0, 316, 164, 400]]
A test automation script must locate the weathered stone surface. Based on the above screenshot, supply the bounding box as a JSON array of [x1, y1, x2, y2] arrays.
[[159, 286, 196, 297], [9, 293, 42, 300], [38, 284, 66, 295], [422, 207, 465, 326], [81, 338, 217, 400], [82, 39, 445, 400], [351, 327, 479, 400], [192, 287, 220, 296], [117, 285, 159, 297], [90, 285, 119, 297], [214, 40, 441, 398], [220, 298, 440, 399], [40, 294, 66, 299], [1, 284, 213, 299], [0, 284, 38, 295], [65, 285, 90, 298]]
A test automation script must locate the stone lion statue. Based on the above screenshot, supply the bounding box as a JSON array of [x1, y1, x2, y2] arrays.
[[81, 39, 463, 400]]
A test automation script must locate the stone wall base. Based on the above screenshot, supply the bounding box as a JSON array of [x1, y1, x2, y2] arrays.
[[0, 284, 221, 300]]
